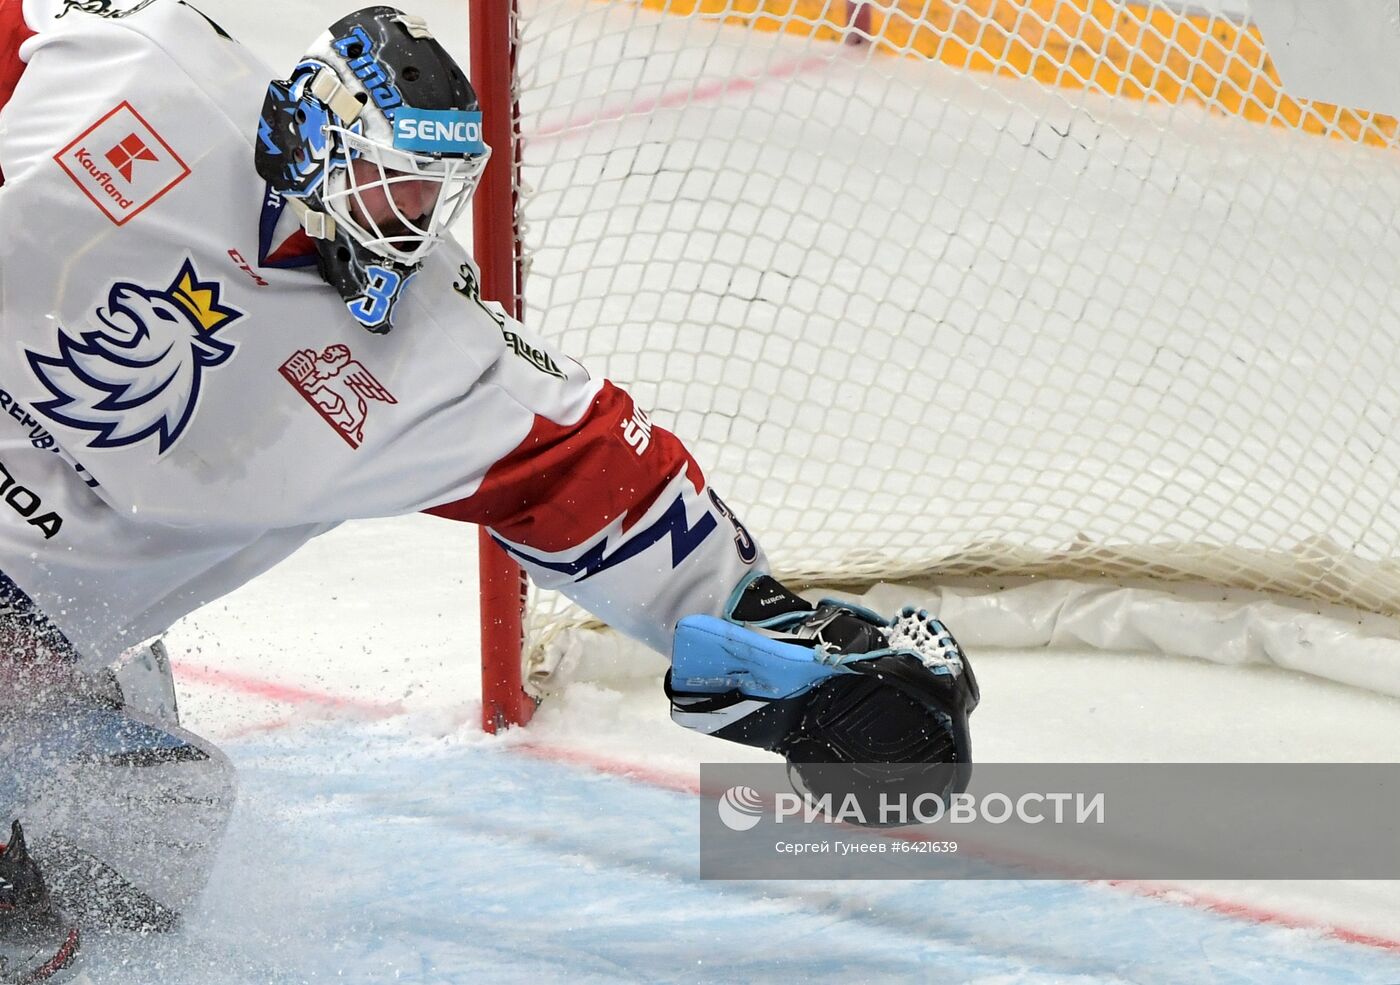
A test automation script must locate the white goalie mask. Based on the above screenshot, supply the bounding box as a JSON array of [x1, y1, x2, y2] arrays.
[[255, 6, 490, 332], [322, 128, 482, 268]]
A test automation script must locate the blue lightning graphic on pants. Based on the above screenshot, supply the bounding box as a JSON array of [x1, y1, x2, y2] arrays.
[[493, 493, 717, 581]]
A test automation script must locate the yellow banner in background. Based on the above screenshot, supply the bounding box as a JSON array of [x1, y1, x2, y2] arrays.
[[634, 0, 1399, 148]]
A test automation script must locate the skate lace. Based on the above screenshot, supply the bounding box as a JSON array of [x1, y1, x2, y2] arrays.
[[803, 610, 848, 660], [888, 607, 964, 674]]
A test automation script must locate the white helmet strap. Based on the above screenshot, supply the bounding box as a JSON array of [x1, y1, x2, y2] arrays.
[[286, 196, 337, 241], [309, 69, 364, 125], [394, 14, 434, 40]]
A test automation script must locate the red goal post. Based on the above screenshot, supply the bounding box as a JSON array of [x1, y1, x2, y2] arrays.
[[470, 0, 533, 733], [472, 0, 1400, 732]]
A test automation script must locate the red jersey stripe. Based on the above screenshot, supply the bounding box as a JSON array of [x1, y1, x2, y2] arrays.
[[0, 0, 33, 187], [428, 381, 706, 554]]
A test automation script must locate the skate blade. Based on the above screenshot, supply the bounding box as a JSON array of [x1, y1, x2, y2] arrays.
[[0, 914, 80, 984]]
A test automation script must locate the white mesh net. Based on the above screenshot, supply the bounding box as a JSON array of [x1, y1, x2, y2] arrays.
[[507, 0, 1400, 681], [886, 608, 965, 673]]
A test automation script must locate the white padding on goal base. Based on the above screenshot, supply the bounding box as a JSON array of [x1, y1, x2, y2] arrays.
[[529, 581, 1400, 700]]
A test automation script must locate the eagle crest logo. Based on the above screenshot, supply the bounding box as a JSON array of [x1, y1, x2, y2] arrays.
[[26, 259, 244, 454]]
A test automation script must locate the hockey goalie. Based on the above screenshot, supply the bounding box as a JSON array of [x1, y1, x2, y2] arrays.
[[0, 0, 977, 976]]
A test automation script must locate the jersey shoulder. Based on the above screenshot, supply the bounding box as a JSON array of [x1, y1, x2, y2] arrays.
[[3, 0, 268, 182]]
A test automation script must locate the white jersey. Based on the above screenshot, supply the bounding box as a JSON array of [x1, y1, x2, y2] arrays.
[[0, 0, 763, 666]]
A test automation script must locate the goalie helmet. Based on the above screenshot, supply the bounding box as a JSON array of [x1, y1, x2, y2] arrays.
[[254, 6, 489, 333]]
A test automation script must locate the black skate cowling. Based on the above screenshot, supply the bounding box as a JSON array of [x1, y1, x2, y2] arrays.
[[0, 821, 79, 984]]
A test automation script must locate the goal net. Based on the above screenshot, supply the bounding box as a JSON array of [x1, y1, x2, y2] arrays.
[[474, 0, 1400, 715]]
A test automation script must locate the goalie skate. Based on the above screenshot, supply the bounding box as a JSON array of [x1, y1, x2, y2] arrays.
[[0, 821, 79, 985]]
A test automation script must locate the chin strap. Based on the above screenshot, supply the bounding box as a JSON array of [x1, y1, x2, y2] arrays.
[[285, 197, 337, 241], [281, 66, 364, 245]]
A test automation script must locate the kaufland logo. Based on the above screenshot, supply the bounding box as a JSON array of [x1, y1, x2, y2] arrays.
[[105, 132, 158, 181], [55, 102, 190, 226]]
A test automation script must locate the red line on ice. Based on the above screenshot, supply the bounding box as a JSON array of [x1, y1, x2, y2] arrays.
[[516, 740, 1400, 955], [513, 739, 703, 794], [172, 661, 404, 716], [1104, 881, 1400, 953], [169, 666, 1400, 956], [222, 715, 302, 740], [527, 55, 831, 142]]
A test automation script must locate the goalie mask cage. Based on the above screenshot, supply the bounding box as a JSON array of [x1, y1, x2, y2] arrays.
[[472, 0, 1400, 732]]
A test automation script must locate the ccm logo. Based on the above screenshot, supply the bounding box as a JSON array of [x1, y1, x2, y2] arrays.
[[395, 118, 482, 144], [228, 249, 268, 287], [621, 408, 653, 456]]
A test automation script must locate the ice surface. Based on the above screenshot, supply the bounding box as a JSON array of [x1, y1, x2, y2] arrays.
[[75, 719, 1400, 984], [56, 0, 1400, 980], [103, 516, 1400, 983]]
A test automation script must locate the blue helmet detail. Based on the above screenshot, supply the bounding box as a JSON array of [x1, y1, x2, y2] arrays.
[[256, 63, 357, 198], [331, 25, 404, 114]]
